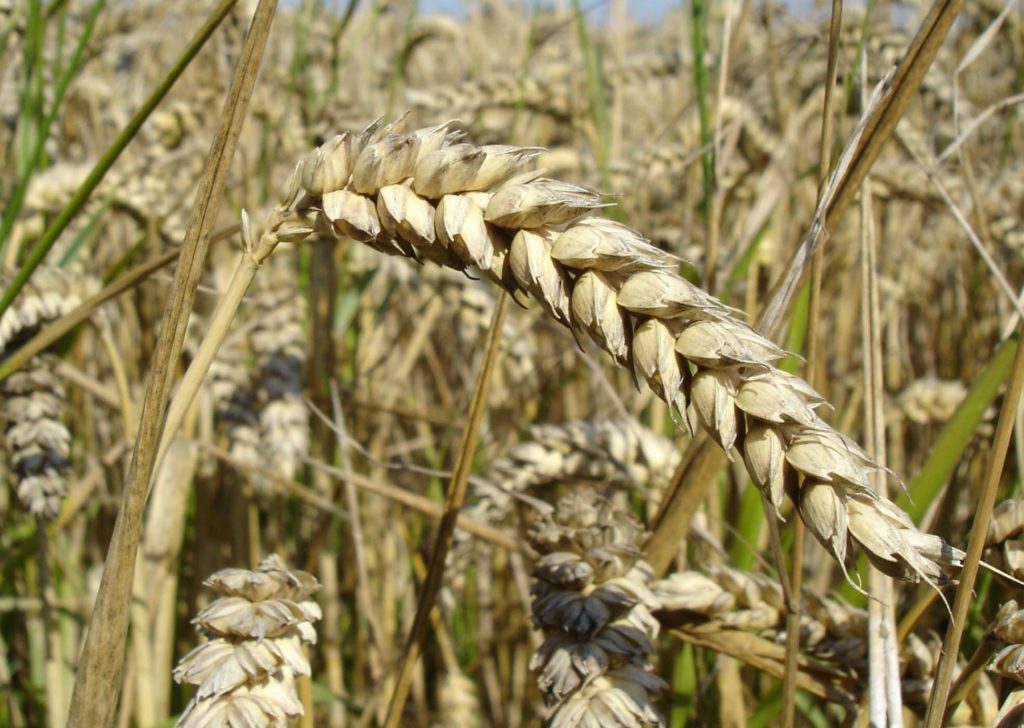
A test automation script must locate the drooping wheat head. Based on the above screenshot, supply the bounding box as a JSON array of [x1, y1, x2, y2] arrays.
[[268, 117, 963, 588]]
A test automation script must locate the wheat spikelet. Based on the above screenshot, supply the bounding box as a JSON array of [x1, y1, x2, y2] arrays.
[[0, 267, 91, 353], [446, 418, 679, 603], [434, 669, 483, 728], [406, 73, 576, 125], [0, 267, 93, 518], [527, 490, 666, 727], [605, 49, 683, 86], [899, 631, 998, 725], [654, 564, 867, 669], [2, 356, 70, 519], [896, 377, 967, 425], [988, 500, 1024, 580], [655, 565, 1000, 720], [278, 118, 962, 586], [477, 417, 678, 522], [204, 321, 263, 477], [173, 554, 321, 728], [438, 274, 539, 409], [991, 601, 1024, 686]]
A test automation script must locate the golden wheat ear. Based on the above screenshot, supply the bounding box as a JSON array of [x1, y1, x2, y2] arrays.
[[270, 117, 963, 587]]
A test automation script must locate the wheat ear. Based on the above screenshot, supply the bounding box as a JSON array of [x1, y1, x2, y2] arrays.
[[654, 564, 868, 669], [172, 554, 322, 727], [275, 117, 961, 586], [528, 490, 666, 727], [0, 267, 95, 518]]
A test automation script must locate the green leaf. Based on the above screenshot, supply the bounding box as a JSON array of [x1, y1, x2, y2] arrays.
[[897, 334, 1018, 523]]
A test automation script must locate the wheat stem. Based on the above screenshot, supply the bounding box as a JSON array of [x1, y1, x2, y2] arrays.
[[66, 2, 276, 722], [923, 323, 1024, 724], [383, 292, 510, 727]]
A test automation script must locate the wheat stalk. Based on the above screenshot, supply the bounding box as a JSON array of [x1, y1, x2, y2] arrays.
[[272, 117, 962, 588]]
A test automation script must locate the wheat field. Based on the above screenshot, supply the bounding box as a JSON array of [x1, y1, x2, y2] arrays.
[[2, 0, 1024, 726]]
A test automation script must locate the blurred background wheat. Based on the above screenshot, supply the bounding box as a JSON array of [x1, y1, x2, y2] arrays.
[[2, 0, 1024, 726]]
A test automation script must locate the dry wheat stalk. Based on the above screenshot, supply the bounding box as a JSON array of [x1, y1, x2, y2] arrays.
[[528, 490, 666, 728], [900, 631, 998, 725], [274, 118, 962, 587], [173, 554, 321, 728], [0, 267, 94, 518]]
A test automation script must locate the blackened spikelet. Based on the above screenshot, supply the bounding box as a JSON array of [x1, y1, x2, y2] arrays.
[[527, 490, 665, 728], [1, 267, 93, 519], [2, 357, 70, 519]]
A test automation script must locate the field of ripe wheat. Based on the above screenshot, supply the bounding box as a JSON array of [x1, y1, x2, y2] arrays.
[[2, 1, 1024, 726]]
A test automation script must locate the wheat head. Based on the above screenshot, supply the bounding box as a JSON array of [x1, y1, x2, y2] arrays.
[[173, 554, 321, 728], [259, 117, 963, 588]]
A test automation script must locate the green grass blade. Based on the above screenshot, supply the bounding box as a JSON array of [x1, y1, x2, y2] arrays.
[[897, 334, 1019, 522], [0, 0, 241, 322], [0, 0, 105, 258], [571, 0, 611, 184], [690, 0, 714, 220]]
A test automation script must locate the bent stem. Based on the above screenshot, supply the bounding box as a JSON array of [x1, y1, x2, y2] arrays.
[[922, 324, 1024, 727], [383, 293, 510, 728]]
